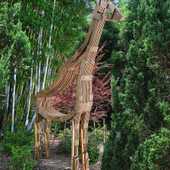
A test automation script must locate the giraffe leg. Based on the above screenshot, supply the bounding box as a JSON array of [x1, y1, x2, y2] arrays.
[[80, 112, 90, 170], [71, 115, 81, 170], [34, 113, 41, 160], [44, 119, 50, 159]]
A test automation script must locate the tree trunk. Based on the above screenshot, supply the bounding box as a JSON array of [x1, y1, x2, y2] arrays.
[[42, 0, 56, 90], [27, 113, 36, 131], [6, 83, 10, 112], [27, 9, 44, 130], [42, 57, 50, 90], [11, 68, 17, 132], [25, 67, 33, 127]]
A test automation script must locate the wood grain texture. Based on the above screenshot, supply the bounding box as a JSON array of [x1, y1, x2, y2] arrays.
[[34, 1, 122, 169]]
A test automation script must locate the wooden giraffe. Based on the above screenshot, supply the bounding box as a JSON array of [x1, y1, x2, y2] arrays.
[[34, 1, 123, 170]]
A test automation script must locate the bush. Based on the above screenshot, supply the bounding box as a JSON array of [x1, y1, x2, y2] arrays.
[[130, 128, 170, 170], [10, 145, 36, 170], [1, 128, 36, 170]]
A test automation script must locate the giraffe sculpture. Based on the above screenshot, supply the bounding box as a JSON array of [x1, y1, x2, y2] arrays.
[[34, 1, 123, 169]]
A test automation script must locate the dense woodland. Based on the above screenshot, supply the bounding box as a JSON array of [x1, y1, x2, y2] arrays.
[[0, 0, 170, 170]]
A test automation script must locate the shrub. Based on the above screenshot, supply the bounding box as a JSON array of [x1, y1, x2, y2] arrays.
[[10, 145, 36, 170], [1, 128, 36, 170], [130, 128, 170, 170], [2, 129, 33, 153]]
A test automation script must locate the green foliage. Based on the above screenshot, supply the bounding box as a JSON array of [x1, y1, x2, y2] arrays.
[[20, 0, 88, 60], [51, 122, 63, 134], [10, 145, 36, 170], [0, 54, 9, 89], [1, 129, 36, 170], [131, 128, 170, 170], [88, 128, 105, 164], [0, 0, 89, 129], [0, 2, 31, 83], [58, 128, 72, 154], [102, 0, 170, 169], [159, 101, 170, 125]]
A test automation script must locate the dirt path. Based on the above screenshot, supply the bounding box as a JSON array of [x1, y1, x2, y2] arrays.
[[36, 139, 101, 170]]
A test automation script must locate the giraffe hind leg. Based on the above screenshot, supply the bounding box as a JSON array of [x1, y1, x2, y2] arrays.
[[34, 113, 41, 160]]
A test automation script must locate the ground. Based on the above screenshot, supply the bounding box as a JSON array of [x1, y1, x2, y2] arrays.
[[36, 139, 102, 170]]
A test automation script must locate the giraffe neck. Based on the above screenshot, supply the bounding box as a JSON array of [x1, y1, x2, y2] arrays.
[[83, 15, 105, 64], [88, 17, 105, 49], [78, 15, 106, 77], [70, 5, 107, 63]]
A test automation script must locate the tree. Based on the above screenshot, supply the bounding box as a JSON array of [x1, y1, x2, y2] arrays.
[[102, 0, 170, 169]]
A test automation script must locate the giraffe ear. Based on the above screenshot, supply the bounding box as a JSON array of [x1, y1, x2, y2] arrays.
[[112, 7, 124, 21], [96, 0, 101, 5]]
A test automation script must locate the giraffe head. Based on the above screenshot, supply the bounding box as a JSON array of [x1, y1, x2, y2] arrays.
[[95, 0, 123, 21]]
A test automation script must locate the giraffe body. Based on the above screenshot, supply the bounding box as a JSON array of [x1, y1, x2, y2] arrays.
[[34, 1, 123, 169]]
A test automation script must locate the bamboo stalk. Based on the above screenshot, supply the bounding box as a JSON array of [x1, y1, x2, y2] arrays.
[[25, 67, 33, 127], [11, 67, 17, 133]]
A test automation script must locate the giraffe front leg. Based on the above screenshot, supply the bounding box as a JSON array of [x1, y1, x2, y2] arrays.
[[80, 112, 90, 170], [71, 115, 81, 170]]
